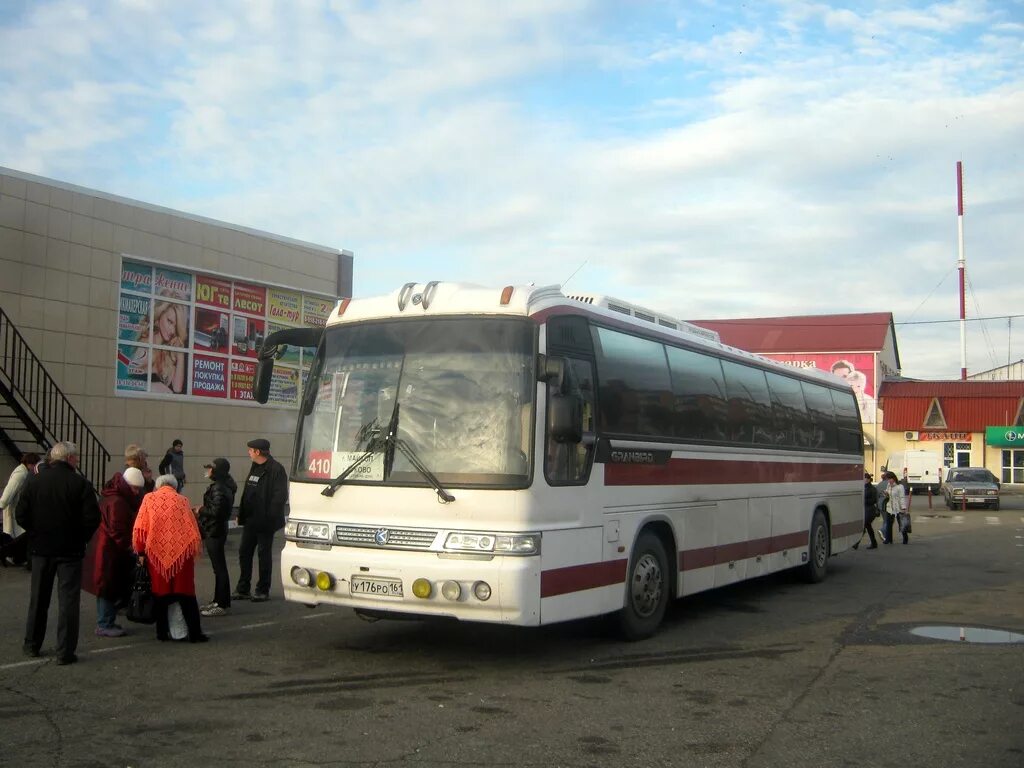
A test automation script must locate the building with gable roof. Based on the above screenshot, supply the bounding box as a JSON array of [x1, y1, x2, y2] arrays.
[[878, 379, 1024, 486]]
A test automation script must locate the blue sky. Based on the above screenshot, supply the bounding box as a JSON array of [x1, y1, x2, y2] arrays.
[[2, 0, 1023, 380]]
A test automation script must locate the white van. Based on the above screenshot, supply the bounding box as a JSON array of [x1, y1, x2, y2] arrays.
[[883, 450, 943, 494]]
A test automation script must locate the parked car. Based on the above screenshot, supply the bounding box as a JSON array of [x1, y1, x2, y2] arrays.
[[940, 467, 1001, 510]]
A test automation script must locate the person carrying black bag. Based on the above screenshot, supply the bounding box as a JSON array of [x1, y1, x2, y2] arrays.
[[196, 458, 236, 617], [853, 472, 879, 550]]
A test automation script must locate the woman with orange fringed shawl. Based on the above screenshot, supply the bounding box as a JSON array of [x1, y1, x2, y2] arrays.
[[132, 475, 208, 642]]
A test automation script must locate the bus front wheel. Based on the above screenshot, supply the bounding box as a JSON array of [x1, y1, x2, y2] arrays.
[[802, 509, 829, 584], [618, 531, 669, 641]]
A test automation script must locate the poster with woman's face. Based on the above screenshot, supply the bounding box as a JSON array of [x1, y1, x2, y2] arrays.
[[150, 300, 191, 349]]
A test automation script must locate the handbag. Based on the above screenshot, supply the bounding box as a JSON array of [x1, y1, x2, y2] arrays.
[[126, 560, 156, 624], [898, 512, 912, 534]]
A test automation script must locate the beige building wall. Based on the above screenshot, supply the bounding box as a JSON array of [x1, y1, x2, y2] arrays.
[[0, 167, 352, 505]]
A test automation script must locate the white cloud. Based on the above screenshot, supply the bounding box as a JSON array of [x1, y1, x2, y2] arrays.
[[1, 0, 1022, 380]]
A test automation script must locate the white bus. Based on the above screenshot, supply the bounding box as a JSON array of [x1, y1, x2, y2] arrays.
[[254, 282, 864, 639]]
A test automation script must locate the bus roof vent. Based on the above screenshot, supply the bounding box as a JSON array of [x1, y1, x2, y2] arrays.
[[565, 292, 720, 343]]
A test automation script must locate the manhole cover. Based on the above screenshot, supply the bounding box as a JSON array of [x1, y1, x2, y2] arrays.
[[910, 626, 1024, 644]]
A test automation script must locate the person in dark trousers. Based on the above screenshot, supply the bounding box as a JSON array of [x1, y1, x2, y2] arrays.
[[853, 472, 879, 549], [16, 441, 101, 665], [196, 458, 236, 616], [158, 439, 186, 491], [233, 438, 288, 602]]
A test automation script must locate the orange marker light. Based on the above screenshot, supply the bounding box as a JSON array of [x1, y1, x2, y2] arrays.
[[336, 298, 351, 316], [500, 286, 514, 305]]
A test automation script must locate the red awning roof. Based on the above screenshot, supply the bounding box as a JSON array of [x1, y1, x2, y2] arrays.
[[691, 312, 893, 354], [878, 380, 1024, 432]]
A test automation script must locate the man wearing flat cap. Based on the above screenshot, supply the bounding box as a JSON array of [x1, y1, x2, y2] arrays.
[[233, 438, 288, 602]]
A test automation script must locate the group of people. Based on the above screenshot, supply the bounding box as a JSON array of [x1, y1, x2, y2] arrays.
[[856, 470, 912, 549], [7, 436, 288, 665]]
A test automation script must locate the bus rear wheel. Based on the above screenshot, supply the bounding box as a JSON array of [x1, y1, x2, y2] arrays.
[[617, 531, 669, 641], [801, 510, 829, 584]]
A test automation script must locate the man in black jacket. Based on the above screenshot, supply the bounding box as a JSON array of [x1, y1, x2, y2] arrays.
[[233, 438, 288, 602], [16, 441, 100, 664]]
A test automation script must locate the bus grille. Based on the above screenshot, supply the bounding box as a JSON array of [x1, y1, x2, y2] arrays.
[[334, 524, 439, 550]]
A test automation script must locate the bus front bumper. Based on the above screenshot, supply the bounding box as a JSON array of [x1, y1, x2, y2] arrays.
[[280, 542, 541, 625]]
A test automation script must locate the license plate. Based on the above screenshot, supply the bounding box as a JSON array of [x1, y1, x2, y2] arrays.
[[350, 576, 403, 598]]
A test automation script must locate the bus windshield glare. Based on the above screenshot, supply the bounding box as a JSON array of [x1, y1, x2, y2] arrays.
[[295, 317, 535, 488]]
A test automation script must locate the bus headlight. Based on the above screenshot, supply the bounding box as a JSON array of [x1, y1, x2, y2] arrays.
[[285, 520, 332, 542], [444, 531, 540, 555], [291, 566, 313, 587], [472, 581, 492, 601], [441, 580, 462, 601]]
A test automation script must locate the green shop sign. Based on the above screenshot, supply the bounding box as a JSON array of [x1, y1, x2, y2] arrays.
[[985, 426, 1024, 447]]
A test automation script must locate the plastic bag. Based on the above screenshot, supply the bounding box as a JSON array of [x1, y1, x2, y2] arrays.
[[167, 602, 188, 640]]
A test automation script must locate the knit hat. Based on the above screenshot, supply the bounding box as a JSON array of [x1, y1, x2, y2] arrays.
[[123, 467, 146, 488]]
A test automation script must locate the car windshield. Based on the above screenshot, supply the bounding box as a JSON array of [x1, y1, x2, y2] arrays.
[[295, 317, 535, 488], [953, 470, 994, 483]]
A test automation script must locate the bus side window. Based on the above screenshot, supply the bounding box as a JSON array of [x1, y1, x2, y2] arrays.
[[546, 359, 596, 486]]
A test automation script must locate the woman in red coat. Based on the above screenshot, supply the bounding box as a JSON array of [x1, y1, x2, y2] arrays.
[[132, 475, 208, 642], [92, 467, 145, 637]]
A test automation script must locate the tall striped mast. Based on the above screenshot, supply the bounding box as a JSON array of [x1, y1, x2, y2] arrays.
[[957, 161, 967, 380]]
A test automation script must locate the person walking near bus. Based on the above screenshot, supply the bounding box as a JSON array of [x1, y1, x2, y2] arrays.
[[233, 438, 288, 603], [881, 472, 908, 545], [90, 467, 146, 637], [197, 458, 236, 617], [158, 439, 186, 491], [16, 441, 100, 664], [853, 472, 879, 549], [132, 475, 208, 642]]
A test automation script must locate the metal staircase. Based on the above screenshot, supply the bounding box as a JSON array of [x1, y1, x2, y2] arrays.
[[0, 304, 110, 490]]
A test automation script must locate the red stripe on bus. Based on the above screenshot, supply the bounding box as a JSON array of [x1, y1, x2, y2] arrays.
[[605, 458, 862, 486], [679, 531, 808, 570], [540, 559, 628, 598], [541, 523, 857, 598]]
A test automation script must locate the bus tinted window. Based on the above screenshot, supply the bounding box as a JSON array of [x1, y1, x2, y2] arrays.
[[593, 327, 672, 437], [801, 382, 838, 451], [721, 360, 774, 445], [665, 345, 728, 441], [766, 372, 810, 447], [831, 388, 862, 453]]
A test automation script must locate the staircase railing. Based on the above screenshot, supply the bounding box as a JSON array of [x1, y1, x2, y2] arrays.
[[0, 304, 110, 490]]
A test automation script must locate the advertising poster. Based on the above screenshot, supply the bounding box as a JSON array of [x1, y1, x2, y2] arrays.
[[194, 308, 230, 353], [268, 365, 300, 406], [302, 295, 333, 327], [232, 316, 265, 359], [116, 256, 332, 405], [233, 283, 267, 316], [268, 289, 302, 326], [191, 355, 228, 399], [115, 344, 149, 392], [154, 267, 193, 302], [121, 261, 153, 294], [267, 322, 301, 366], [195, 275, 232, 310], [117, 294, 150, 343], [230, 359, 256, 401], [764, 352, 876, 424], [149, 350, 189, 395], [150, 300, 191, 350]]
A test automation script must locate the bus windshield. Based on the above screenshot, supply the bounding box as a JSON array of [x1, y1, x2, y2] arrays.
[[295, 317, 535, 488]]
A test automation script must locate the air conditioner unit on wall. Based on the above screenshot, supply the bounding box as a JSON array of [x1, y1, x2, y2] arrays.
[[905, 431, 919, 441]]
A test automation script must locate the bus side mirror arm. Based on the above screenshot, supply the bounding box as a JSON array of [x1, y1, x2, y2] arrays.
[[538, 354, 567, 393], [251, 327, 324, 404]]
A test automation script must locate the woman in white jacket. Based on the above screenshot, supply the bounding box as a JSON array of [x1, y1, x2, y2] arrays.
[[1, 452, 40, 538], [882, 472, 910, 545]]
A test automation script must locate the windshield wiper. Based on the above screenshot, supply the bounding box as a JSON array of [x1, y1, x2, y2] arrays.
[[393, 437, 455, 503]]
